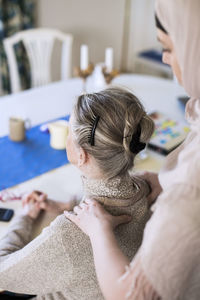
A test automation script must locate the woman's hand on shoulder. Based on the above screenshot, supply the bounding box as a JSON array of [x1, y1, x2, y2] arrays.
[[138, 171, 162, 205], [64, 199, 131, 238]]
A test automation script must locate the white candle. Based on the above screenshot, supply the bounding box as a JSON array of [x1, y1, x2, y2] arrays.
[[80, 44, 89, 70], [105, 47, 113, 72]]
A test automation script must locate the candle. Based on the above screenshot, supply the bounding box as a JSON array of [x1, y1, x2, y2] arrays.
[[105, 47, 113, 72], [80, 44, 89, 71]]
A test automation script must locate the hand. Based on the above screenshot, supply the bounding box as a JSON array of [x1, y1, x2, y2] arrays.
[[22, 190, 47, 219], [64, 199, 131, 238], [23, 191, 78, 215], [138, 171, 162, 205], [38, 195, 78, 214]]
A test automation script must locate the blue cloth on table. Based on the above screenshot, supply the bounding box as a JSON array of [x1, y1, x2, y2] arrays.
[[0, 116, 70, 191]]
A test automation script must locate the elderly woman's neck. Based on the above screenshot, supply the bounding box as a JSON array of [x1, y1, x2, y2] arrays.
[[81, 165, 104, 180], [82, 171, 104, 180], [79, 157, 105, 180]]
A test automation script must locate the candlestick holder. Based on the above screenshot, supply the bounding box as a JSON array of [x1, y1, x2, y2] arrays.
[[102, 67, 119, 84], [74, 63, 94, 92]]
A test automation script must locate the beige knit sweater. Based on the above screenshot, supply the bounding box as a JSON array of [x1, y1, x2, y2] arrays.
[[0, 173, 150, 300]]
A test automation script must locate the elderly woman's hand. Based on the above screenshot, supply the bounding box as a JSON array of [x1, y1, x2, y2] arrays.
[[22, 191, 78, 216], [64, 199, 131, 238], [22, 190, 47, 219]]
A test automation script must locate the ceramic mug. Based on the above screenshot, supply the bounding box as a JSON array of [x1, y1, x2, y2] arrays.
[[9, 117, 31, 142], [48, 120, 69, 150]]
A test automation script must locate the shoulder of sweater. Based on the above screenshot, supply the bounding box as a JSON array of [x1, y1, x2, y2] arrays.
[[47, 214, 85, 238], [45, 214, 89, 255], [47, 214, 72, 231]]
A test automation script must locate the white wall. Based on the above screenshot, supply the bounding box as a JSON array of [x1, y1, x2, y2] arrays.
[[36, 0, 160, 79], [127, 0, 159, 71], [36, 0, 125, 80]]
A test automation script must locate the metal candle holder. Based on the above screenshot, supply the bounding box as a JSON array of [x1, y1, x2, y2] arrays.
[[102, 67, 119, 84], [74, 63, 94, 92]]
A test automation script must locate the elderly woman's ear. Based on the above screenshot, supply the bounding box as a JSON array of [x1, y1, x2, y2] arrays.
[[77, 147, 88, 167]]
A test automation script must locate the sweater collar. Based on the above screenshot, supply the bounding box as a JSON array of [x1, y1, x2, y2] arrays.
[[81, 173, 150, 207]]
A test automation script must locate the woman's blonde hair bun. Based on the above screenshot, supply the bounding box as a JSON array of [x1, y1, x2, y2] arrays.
[[72, 87, 154, 179]]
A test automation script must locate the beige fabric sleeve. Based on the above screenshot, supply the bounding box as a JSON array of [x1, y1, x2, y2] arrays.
[[140, 184, 200, 300], [119, 252, 161, 300], [118, 183, 200, 300]]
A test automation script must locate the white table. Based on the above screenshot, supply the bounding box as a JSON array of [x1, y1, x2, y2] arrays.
[[113, 74, 187, 123], [0, 75, 187, 137], [0, 78, 83, 137], [0, 78, 84, 238], [0, 74, 188, 238]]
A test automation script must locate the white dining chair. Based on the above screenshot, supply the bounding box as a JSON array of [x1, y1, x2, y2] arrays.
[[3, 28, 73, 93]]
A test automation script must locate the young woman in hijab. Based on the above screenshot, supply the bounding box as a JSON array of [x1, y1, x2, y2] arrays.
[[65, 1, 200, 299]]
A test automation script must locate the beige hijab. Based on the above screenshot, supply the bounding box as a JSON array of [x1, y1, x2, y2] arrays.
[[156, 0, 200, 129], [118, 3, 200, 299], [136, 2, 200, 299]]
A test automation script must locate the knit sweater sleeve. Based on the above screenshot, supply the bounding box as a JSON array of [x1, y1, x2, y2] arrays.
[[0, 214, 72, 295], [0, 214, 34, 261]]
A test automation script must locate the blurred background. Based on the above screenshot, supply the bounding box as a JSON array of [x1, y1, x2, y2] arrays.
[[36, 0, 160, 78], [0, 0, 172, 96]]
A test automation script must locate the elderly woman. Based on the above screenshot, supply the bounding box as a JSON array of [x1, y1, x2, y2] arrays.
[[65, 1, 200, 299], [0, 88, 154, 299]]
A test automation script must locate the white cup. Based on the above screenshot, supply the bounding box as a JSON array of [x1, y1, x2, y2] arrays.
[[48, 120, 69, 150]]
